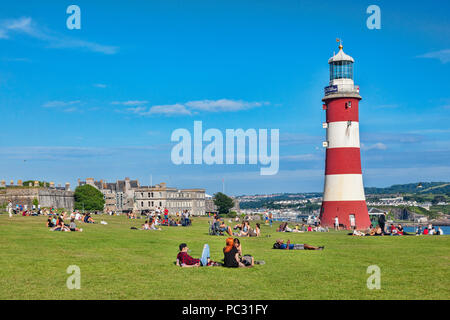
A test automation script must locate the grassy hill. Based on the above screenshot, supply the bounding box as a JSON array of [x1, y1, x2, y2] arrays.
[[365, 182, 450, 195], [0, 214, 449, 300]]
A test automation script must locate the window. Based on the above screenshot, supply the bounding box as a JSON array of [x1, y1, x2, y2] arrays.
[[330, 61, 353, 81]]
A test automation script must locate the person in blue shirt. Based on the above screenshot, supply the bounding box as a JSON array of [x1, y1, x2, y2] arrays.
[[273, 239, 324, 250]]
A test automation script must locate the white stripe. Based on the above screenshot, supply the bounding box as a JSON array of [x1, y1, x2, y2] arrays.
[[323, 174, 366, 201], [326, 121, 360, 148]]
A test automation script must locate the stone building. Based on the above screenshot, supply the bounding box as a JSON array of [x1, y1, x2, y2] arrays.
[[78, 177, 207, 215], [0, 179, 74, 210], [134, 183, 205, 216]]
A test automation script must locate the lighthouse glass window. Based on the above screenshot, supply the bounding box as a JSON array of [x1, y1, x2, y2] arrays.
[[330, 61, 353, 81]]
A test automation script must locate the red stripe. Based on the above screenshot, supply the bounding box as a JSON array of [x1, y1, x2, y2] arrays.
[[325, 98, 359, 123], [325, 148, 362, 174], [319, 200, 371, 230]]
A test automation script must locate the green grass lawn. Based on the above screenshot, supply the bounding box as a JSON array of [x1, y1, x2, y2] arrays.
[[0, 214, 449, 300]]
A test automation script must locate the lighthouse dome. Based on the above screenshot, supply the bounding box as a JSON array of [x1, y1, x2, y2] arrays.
[[328, 46, 355, 63]]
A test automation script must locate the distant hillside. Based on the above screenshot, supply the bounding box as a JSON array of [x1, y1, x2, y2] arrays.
[[365, 182, 450, 195]]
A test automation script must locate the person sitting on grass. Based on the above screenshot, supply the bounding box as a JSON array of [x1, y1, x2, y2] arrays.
[[83, 213, 95, 224], [46, 218, 54, 228], [233, 222, 243, 231], [249, 223, 261, 237], [223, 238, 251, 268], [219, 219, 233, 236], [51, 215, 70, 232], [233, 238, 255, 267], [239, 221, 251, 237], [273, 239, 324, 250], [69, 218, 83, 232], [397, 224, 405, 235], [176, 243, 219, 267], [416, 225, 422, 235], [389, 224, 399, 235], [277, 222, 289, 232], [149, 218, 162, 230], [141, 220, 151, 230]]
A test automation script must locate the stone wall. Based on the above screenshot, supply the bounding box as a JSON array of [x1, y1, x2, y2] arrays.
[[0, 188, 39, 208], [0, 187, 74, 210], [39, 189, 74, 211]]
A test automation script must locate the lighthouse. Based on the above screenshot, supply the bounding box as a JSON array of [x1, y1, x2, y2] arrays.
[[319, 42, 371, 230]]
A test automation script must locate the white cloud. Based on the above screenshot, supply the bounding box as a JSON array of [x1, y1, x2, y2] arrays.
[[0, 17, 118, 55], [115, 99, 270, 117], [148, 104, 191, 116], [93, 84, 107, 88], [417, 49, 450, 64], [185, 99, 268, 112], [112, 100, 148, 106], [42, 100, 81, 108], [361, 142, 387, 151], [281, 154, 321, 161]]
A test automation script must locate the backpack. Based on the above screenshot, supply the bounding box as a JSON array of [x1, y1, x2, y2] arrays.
[[273, 242, 281, 249]]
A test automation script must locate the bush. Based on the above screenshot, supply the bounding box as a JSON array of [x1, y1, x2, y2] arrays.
[[227, 211, 237, 218]]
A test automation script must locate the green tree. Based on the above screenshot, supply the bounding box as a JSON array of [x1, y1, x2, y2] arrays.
[[74, 184, 105, 212], [32, 198, 39, 207], [213, 192, 234, 216]]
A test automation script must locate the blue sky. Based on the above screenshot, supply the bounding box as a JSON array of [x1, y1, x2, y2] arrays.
[[0, 0, 449, 195]]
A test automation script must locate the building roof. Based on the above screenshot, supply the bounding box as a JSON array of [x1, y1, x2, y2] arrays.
[[368, 207, 387, 215], [328, 47, 354, 63]]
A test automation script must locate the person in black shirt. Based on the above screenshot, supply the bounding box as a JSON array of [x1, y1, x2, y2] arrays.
[[378, 213, 386, 233], [223, 237, 251, 268]]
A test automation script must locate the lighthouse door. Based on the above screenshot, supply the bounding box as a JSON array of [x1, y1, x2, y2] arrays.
[[349, 214, 356, 230]]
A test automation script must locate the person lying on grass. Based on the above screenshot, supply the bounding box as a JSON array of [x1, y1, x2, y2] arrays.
[[176, 243, 219, 267], [273, 239, 324, 250]]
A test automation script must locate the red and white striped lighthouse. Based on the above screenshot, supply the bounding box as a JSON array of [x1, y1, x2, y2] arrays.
[[319, 42, 371, 230]]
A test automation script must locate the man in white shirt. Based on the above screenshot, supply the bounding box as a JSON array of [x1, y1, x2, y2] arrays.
[[7, 200, 13, 218], [334, 216, 339, 230]]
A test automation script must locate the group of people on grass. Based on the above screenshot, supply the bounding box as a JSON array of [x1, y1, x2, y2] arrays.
[[277, 222, 329, 233], [129, 207, 192, 227], [210, 214, 261, 237], [46, 215, 83, 232], [45, 211, 98, 232], [140, 218, 162, 231], [176, 236, 325, 268], [416, 224, 444, 235], [351, 221, 445, 236]]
